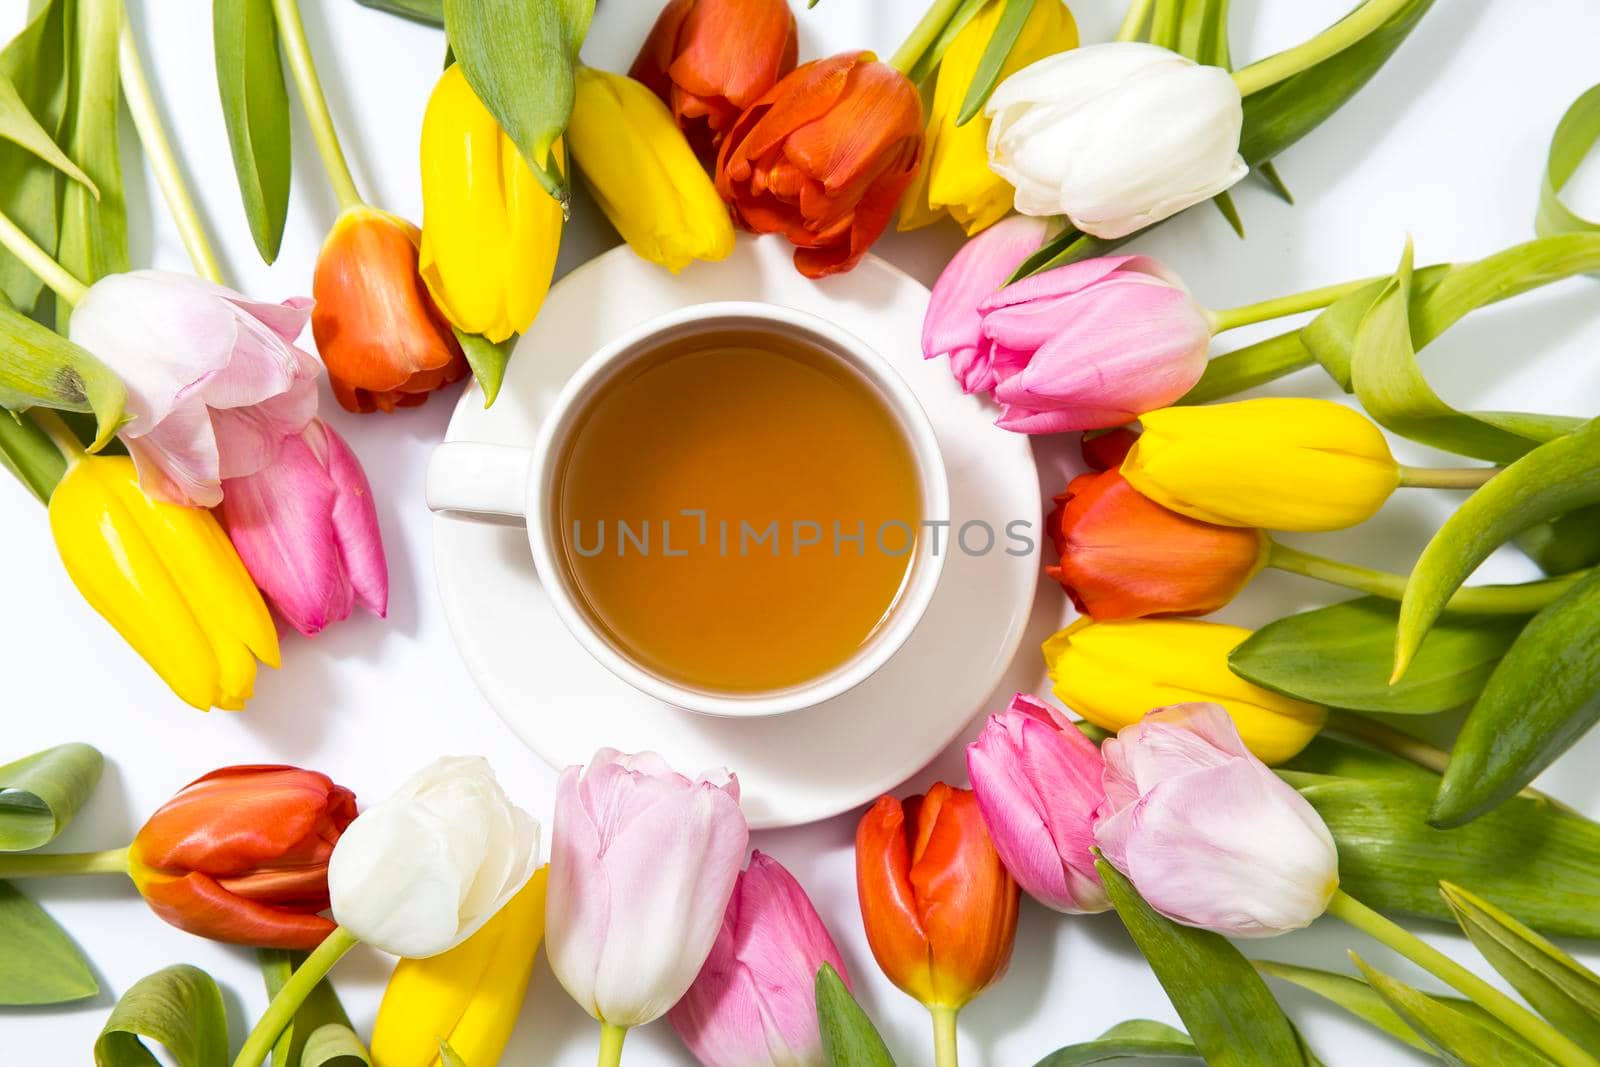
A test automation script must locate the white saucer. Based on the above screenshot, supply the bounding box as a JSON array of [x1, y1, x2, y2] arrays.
[[433, 236, 1040, 829]]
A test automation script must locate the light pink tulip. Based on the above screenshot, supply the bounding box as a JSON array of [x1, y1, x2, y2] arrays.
[[966, 694, 1109, 914], [217, 419, 387, 637], [668, 851, 849, 1067], [1095, 703, 1339, 937], [546, 748, 750, 1029], [922, 215, 1051, 393], [68, 270, 321, 507]]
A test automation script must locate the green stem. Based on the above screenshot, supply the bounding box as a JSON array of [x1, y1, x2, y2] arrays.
[[0, 847, 129, 877], [231, 925, 359, 1067], [888, 0, 971, 74], [0, 410, 69, 504], [32, 410, 87, 463], [118, 26, 224, 284], [596, 1023, 627, 1067], [1115, 0, 1157, 41], [0, 208, 87, 306], [1180, 330, 1314, 405], [931, 1006, 959, 1067], [1266, 542, 1582, 615], [270, 0, 363, 211], [1397, 465, 1501, 490], [1209, 276, 1381, 333], [1232, 0, 1413, 96], [1327, 890, 1600, 1067]]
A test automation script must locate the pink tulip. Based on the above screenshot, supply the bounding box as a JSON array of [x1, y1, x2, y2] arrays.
[[668, 851, 849, 1067], [546, 748, 750, 1030], [922, 215, 1051, 393], [68, 270, 321, 507], [966, 694, 1109, 914], [217, 419, 388, 637], [1094, 703, 1339, 937]]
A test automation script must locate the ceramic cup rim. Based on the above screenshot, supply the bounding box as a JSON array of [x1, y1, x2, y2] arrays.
[[523, 300, 950, 718]]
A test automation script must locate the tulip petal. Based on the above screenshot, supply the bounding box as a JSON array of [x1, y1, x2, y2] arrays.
[[922, 215, 1050, 381], [315, 421, 388, 617], [135, 869, 337, 949]]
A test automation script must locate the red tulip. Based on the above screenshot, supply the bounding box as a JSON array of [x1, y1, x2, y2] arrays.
[[128, 765, 357, 949], [1080, 427, 1140, 471], [1046, 468, 1268, 619], [716, 52, 923, 278], [631, 0, 797, 156]]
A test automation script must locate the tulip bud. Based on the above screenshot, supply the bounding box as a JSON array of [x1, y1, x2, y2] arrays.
[[1095, 703, 1340, 936], [922, 215, 1052, 394], [312, 206, 468, 413], [667, 851, 848, 1067], [546, 748, 749, 1029], [966, 695, 1109, 914], [630, 0, 798, 156], [717, 52, 923, 278], [985, 42, 1246, 239], [128, 765, 356, 949], [567, 67, 735, 273], [900, 0, 1078, 235], [1046, 468, 1268, 619], [1122, 399, 1401, 531], [328, 756, 540, 958], [1043, 618, 1325, 764], [855, 783, 1019, 1011]]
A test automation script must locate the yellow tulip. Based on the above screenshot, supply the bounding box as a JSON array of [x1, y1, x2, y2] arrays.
[[47, 456, 279, 710], [899, 0, 1078, 235], [371, 868, 549, 1067], [1122, 398, 1400, 532], [567, 66, 735, 273], [1043, 617, 1325, 764], [420, 65, 564, 344]]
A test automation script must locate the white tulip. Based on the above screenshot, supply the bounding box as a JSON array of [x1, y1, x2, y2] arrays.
[[985, 42, 1247, 239], [328, 756, 540, 958]]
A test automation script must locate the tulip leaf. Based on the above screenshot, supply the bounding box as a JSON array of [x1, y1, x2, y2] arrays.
[[94, 964, 230, 1067], [0, 741, 103, 851], [302, 1024, 370, 1067], [1032, 1019, 1200, 1065], [0, 881, 96, 1004], [816, 963, 897, 1067], [1440, 882, 1600, 1049], [1516, 505, 1600, 576], [1096, 858, 1310, 1066], [0, 66, 93, 195], [259, 948, 358, 1067], [353, 0, 444, 26], [0, 406, 67, 503], [1298, 776, 1600, 938], [0, 300, 127, 451], [904, 0, 988, 85], [1350, 954, 1550, 1066], [443, 0, 592, 205], [1431, 571, 1600, 827], [0, 0, 72, 313], [1230, 597, 1525, 715], [1538, 82, 1600, 237], [215, 0, 292, 264], [954, 0, 1035, 126], [1395, 417, 1600, 680], [1256, 960, 1433, 1054], [453, 327, 511, 408], [1280, 734, 1437, 785]]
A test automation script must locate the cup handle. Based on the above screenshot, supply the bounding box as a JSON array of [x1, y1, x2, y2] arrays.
[[426, 442, 535, 526]]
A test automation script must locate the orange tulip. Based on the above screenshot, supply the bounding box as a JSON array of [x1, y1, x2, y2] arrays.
[[128, 765, 357, 949], [716, 52, 923, 278], [1047, 468, 1269, 619], [311, 205, 467, 413], [856, 784, 1019, 1014], [630, 0, 797, 156]]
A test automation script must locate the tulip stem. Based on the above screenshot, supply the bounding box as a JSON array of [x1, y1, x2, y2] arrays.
[[32, 410, 87, 464], [1232, 0, 1414, 97], [118, 26, 225, 284], [1327, 890, 1600, 1067], [0, 846, 129, 877], [1209, 276, 1382, 333], [0, 208, 87, 306], [931, 1007, 960, 1067], [596, 1023, 627, 1067], [231, 925, 359, 1067], [1397, 465, 1502, 490], [1115, 0, 1157, 42], [1180, 330, 1314, 405], [271, 0, 364, 211], [888, 0, 973, 75]]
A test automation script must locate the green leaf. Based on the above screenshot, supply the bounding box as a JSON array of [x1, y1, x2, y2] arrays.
[[1096, 858, 1309, 1066], [0, 405, 67, 503], [1033, 1019, 1200, 1065], [0, 0, 72, 313], [0, 301, 126, 450], [0, 66, 93, 193], [453, 326, 512, 408], [437, 1040, 468, 1067], [1256, 960, 1434, 1054], [816, 962, 896, 1067], [1517, 505, 1600, 576], [904, 0, 989, 84], [0, 881, 96, 1004], [354, 0, 444, 26], [443, 0, 591, 204], [1230, 597, 1525, 714], [94, 964, 230, 1067], [302, 1024, 370, 1067], [1350, 954, 1551, 1066], [1538, 82, 1600, 237], [1441, 882, 1600, 1049], [259, 947, 357, 1067], [954, 0, 1035, 126], [1299, 776, 1600, 937], [215, 0, 292, 264], [1396, 417, 1600, 679], [1280, 734, 1437, 784], [1432, 571, 1600, 827], [0, 741, 103, 850]]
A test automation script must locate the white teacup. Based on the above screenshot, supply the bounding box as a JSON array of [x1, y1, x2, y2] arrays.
[[426, 301, 949, 718]]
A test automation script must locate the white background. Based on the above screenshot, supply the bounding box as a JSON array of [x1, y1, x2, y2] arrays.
[[4, 0, 1600, 1064]]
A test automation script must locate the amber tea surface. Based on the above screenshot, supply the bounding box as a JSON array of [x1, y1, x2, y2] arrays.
[[554, 328, 922, 693]]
